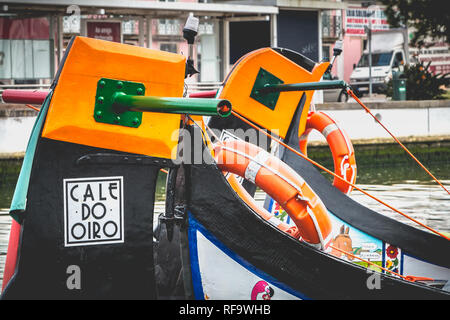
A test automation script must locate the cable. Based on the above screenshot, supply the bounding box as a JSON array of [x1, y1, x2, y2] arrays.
[[25, 104, 40, 112]]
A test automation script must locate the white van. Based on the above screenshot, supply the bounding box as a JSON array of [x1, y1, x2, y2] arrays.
[[349, 29, 409, 95]]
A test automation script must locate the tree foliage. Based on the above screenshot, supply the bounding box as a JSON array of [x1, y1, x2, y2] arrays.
[[380, 0, 450, 47], [386, 61, 449, 100]]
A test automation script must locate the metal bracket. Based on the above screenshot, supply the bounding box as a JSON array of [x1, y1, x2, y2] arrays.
[[249, 68, 284, 110], [93, 78, 145, 128], [76, 153, 177, 167]]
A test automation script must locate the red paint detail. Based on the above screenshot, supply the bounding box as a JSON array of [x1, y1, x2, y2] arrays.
[[86, 21, 122, 43], [189, 90, 217, 98], [405, 276, 434, 282], [2, 89, 48, 105], [0, 18, 50, 39], [2, 220, 21, 291]]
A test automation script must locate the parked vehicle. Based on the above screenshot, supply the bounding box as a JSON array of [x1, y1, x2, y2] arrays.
[[350, 28, 409, 95], [323, 72, 349, 102]]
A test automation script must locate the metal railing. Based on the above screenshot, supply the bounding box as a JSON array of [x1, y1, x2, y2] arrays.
[[0, 84, 51, 96], [185, 82, 221, 95], [0, 82, 223, 101]]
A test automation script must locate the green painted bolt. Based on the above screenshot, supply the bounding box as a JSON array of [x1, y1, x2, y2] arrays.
[[98, 80, 106, 88], [97, 96, 104, 104], [136, 88, 144, 95], [114, 115, 121, 124], [95, 110, 103, 119], [117, 81, 123, 89], [132, 117, 140, 125]]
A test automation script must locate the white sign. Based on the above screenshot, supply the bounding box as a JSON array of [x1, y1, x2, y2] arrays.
[[63, 176, 124, 247], [362, 242, 378, 251], [360, 251, 382, 260], [345, 7, 389, 36]]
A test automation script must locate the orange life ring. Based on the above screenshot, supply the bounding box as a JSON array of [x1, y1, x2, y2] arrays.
[[226, 173, 301, 239], [214, 139, 332, 249], [299, 111, 357, 194]]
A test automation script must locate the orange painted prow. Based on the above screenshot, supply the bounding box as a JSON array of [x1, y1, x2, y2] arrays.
[[42, 36, 186, 159], [218, 47, 329, 140]]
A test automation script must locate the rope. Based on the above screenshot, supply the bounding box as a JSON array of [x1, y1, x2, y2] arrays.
[[346, 89, 450, 195], [25, 104, 40, 112], [231, 110, 450, 241]]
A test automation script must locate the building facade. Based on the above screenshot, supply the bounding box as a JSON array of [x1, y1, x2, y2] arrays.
[[0, 0, 347, 88], [7, 0, 447, 93]]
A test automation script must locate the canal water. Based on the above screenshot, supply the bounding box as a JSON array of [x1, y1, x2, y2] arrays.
[[0, 155, 449, 289]]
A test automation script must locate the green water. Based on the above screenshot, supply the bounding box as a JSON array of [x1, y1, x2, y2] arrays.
[[307, 140, 450, 185], [0, 159, 22, 209]]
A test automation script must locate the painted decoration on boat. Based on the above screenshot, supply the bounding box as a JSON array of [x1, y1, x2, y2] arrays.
[[188, 214, 304, 300], [326, 214, 384, 270], [384, 243, 402, 276], [268, 198, 384, 270], [251, 281, 274, 300], [268, 197, 450, 283], [270, 199, 293, 225], [63, 176, 124, 247]]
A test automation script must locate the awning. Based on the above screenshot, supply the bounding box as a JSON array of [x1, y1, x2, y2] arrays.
[[3, 0, 279, 18], [277, 0, 347, 10]]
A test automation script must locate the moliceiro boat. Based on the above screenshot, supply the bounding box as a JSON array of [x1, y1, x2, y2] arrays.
[[208, 45, 450, 291], [0, 33, 449, 299]]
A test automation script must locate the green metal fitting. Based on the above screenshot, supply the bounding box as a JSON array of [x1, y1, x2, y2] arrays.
[[94, 78, 145, 128], [112, 93, 231, 117], [94, 78, 232, 128], [250, 68, 284, 110], [249, 68, 348, 110], [256, 80, 348, 94]]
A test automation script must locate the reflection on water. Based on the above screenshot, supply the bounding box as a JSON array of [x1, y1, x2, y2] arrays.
[[349, 182, 450, 233], [349, 162, 450, 233]]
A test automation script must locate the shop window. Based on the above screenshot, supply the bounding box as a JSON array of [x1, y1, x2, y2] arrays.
[[160, 43, 177, 54]]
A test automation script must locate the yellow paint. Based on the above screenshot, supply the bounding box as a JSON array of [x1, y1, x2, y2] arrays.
[[42, 36, 185, 159], [219, 48, 329, 139]]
